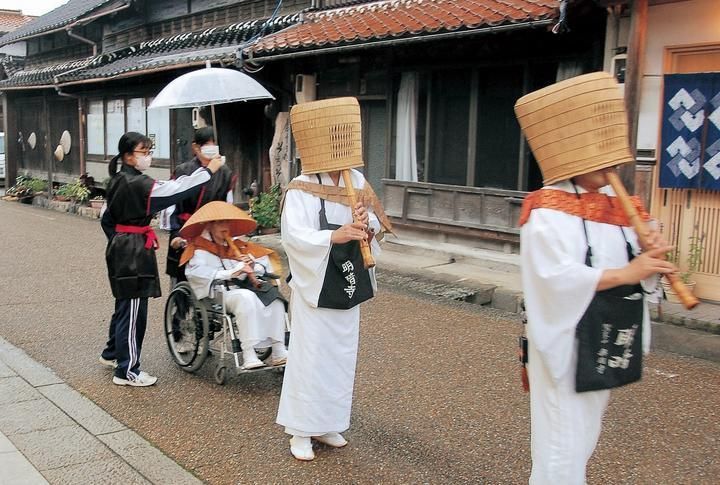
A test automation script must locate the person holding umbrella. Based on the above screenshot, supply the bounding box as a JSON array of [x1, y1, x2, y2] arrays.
[[99, 131, 224, 387], [166, 126, 236, 287]]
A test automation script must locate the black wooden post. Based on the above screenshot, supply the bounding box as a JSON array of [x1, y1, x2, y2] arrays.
[[43, 93, 53, 198], [622, 0, 649, 193]]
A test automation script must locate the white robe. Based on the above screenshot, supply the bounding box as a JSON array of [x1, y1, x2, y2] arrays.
[[521, 181, 655, 485], [184, 234, 285, 349], [276, 169, 381, 436]]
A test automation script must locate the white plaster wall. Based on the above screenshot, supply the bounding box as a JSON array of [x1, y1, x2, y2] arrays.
[[638, 0, 720, 150], [0, 41, 26, 57]]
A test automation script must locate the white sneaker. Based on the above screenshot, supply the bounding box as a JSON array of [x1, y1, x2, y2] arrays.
[[99, 356, 117, 369], [174, 339, 195, 354], [313, 432, 348, 448], [112, 371, 158, 387], [290, 436, 315, 461], [270, 343, 288, 366], [241, 349, 266, 370]]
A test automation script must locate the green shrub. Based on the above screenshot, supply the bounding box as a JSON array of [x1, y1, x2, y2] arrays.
[[251, 184, 282, 229], [56, 179, 91, 204]]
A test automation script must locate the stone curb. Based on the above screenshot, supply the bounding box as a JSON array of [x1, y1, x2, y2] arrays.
[[31, 195, 102, 219], [0, 337, 203, 485]]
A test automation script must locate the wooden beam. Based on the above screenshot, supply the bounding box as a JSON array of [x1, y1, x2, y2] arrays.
[[622, 0, 649, 193]]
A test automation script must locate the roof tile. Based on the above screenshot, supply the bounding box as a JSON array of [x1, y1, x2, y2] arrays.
[[251, 0, 557, 56]]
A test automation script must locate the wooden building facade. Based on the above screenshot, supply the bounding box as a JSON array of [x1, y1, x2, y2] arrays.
[[602, 0, 720, 301], [0, 0, 308, 197], [247, 0, 608, 252]]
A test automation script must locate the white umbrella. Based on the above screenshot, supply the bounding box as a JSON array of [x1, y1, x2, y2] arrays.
[[148, 63, 275, 138], [148, 65, 274, 110]]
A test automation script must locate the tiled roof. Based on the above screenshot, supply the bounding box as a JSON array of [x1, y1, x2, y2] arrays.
[[0, 10, 36, 34], [0, 14, 299, 89], [249, 0, 557, 57], [0, 57, 92, 88], [56, 14, 299, 84], [0, 0, 120, 46]]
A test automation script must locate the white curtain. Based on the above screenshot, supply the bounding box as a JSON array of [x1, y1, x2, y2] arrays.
[[556, 60, 584, 82], [395, 72, 418, 182]]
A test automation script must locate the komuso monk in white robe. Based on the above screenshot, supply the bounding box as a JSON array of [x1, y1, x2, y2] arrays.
[[277, 168, 381, 460], [184, 229, 288, 369], [520, 176, 674, 484]]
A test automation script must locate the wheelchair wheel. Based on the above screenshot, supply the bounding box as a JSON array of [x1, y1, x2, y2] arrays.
[[214, 364, 228, 386], [164, 282, 209, 373]]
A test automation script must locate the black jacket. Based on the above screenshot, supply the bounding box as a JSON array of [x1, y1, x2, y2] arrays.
[[165, 157, 234, 278]]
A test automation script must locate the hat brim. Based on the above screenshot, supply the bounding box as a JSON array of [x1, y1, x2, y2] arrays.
[[178, 201, 257, 240], [180, 218, 257, 239]]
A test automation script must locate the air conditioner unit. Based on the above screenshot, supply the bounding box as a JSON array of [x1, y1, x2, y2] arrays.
[[295, 74, 317, 104], [192, 107, 207, 129], [611, 53, 627, 85]]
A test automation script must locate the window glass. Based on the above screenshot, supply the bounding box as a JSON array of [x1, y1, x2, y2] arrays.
[[474, 66, 524, 190], [146, 97, 170, 159], [428, 69, 471, 185], [87, 100, 105, 155], [126, 98, 146, 134], [105, 98, 125, 153]]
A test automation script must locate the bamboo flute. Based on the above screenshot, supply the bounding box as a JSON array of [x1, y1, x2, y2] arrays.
[[606, 171, 699, 309], [342, 170, 375, 269]]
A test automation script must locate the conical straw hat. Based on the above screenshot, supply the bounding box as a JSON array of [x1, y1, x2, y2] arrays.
[[290, 97, 364, 174], [514, 72, 634, 185], [179, 201, 257, 239]]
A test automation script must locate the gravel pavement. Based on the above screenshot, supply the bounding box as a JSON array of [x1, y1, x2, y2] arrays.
[[0, 202, 718, 484]]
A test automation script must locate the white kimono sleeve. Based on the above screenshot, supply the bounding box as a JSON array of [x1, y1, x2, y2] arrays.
[[185, 250, 224, 300], [521, 208, 602, 384], [281, 188, 333, 307]]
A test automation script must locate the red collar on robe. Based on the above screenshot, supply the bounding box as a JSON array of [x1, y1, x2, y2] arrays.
[[518, 189, 650, 227]]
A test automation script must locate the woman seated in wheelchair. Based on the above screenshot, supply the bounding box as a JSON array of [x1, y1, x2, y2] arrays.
[[178, 201, 288, 370]]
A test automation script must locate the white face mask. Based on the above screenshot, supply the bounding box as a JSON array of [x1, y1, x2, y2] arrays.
[[200, 144, 220, 160], [135, 154, 152, 171]]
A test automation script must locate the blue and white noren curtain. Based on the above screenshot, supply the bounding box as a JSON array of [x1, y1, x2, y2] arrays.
[[660, 73, 720, 191]]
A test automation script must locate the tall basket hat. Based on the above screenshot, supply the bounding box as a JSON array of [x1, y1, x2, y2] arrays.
[[290, 97, 364, 174], [514, 71, 634, 185], [179, 201, 257, 239]]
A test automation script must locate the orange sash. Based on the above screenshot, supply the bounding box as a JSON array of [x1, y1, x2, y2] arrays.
[[519, 189, 650, 227], [180, 236, 282, 274]]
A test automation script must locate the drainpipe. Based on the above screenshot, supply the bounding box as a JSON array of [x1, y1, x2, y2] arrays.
[[55, 87, 86, 177], [66, 27, 97, 56], [65, 1, 133, 56]]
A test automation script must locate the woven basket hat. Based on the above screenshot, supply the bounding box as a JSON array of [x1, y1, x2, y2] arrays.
[[514, 71, 634, 185], [290, 97, 364, 174], [179, 201, 257, 239]]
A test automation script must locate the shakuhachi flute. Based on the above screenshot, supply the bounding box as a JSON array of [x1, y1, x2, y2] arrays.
[[606, 171, 699, 309], [342, 170, 375, 269], [225, 237, 262, 288]]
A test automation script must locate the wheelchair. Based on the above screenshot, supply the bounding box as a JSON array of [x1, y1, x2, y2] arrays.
[[164, 278, 290, 385]]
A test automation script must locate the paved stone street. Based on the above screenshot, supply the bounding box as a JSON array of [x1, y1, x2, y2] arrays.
[[0, 202, 718, 484]]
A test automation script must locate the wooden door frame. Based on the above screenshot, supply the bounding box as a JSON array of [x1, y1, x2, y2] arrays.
[[652, 41, 720, 300]]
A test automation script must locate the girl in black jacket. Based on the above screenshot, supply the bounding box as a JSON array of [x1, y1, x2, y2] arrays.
[[100, 132, 223, 386]]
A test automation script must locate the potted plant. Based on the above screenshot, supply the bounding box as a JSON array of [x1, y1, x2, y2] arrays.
[[55, 179, 91, 204], [90, 196, 105, 209], [662, 226, 705, 303], [250, 183, 281, 234], [3, 175, 47, 203], [54, 183, 73, 202]]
